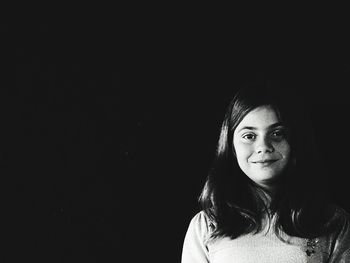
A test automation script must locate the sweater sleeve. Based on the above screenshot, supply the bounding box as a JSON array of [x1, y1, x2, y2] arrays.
[[329, 207, 350, 263], [181, 211, 211, 263]]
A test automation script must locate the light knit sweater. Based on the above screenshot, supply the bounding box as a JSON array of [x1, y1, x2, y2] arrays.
[[181, 208, 350, 263]]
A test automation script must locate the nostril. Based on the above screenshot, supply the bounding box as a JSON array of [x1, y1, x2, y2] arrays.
[[256, 146, 274, 154]]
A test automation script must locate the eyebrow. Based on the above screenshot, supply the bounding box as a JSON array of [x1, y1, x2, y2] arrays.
[[236, 122, 285, 133]]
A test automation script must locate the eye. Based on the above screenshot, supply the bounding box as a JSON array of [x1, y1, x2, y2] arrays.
[[270, 129, 286, 140], [242, 133, 256, 141]]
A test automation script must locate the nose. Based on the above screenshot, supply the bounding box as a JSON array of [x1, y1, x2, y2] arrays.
[[255, 137, 274, 154]]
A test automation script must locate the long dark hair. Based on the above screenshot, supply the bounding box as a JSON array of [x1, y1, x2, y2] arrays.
[[199, 78, 337, 240]]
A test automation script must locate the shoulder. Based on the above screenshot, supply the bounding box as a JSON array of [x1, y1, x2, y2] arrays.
[[335, 205, 350, 233], [182, 211, 213, 262], [324, 203, 350, 234], [329, 203, 350, 225], [186, 210, 214, 241], [325, 204, 350, 261], [189, 211, 213, 231], [325, 203, 350, 245], [335, 205, 350, 219]]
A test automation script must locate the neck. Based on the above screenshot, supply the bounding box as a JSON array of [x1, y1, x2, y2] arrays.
[[254, 183, 278, 203]]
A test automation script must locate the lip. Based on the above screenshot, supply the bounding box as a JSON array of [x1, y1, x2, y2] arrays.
[[252, 159, 278, 164]]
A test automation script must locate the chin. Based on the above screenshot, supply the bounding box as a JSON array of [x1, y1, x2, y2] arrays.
[[260, 173, 284, 184], [250, 171, 282, 183]]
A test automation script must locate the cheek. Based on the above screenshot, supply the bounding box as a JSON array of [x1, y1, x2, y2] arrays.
[[274, 141, 291, 158], [234, 142, 253, 160]]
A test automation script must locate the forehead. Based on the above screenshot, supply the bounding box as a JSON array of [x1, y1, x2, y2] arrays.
[[236, 105, 281, 130]]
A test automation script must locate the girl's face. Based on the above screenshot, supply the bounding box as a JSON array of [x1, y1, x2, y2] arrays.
[[233, 105, 291, 190]]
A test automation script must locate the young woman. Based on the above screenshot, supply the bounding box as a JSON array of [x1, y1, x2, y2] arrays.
[[181, 81, 350, 262]]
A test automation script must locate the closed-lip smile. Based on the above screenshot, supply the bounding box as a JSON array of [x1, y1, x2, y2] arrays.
[[252, 159, 278, 164]]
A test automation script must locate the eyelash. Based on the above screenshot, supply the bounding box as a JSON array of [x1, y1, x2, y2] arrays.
[[242, 133, 256, 140], [271, 130, 285, 138]]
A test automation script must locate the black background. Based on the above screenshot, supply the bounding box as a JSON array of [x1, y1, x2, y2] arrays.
[[3, 16, 350, 262]]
